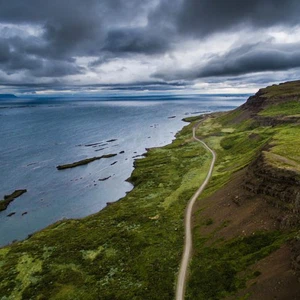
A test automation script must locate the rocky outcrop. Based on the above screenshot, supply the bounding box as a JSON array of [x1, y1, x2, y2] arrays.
[[0, 189, 27, 211], [239, 82, 300, 126], [241, 89, 269, 112], [57, 153, 117, 170], [243, 151, 300, 229]]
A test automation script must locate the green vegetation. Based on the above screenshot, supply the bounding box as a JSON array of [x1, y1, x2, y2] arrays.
[[259, 81, 300, 99], [56, 153, 117, 170], [203, 218, 214, 226], [193, 114, 273, 200], [187, 231, 289, 300], [270, 125, 300, 168], [1, 81, 300, 299], [0, 121, 211, 299], [186, 94, 300, 298], [182, 115, 205, 122], [0, 190, 27, 211], [259, 100, 300, 117]]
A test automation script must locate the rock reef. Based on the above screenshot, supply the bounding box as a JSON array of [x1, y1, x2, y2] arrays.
[[57, 154, 117, 170], [0, 189, 27, 211]]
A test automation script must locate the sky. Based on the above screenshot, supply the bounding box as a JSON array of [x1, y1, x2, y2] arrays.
[[1, 0, 300, 95]]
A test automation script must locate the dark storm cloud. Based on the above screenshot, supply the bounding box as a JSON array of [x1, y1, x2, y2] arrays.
[[153, 41, 300, 80], [198, 42, 300, 78], [1, 0, 300, 89], [0, 0, 157, 70], [0, 37, 82, 77], [103, 28, 171, 54], [0, 0, 158, 57], [177, 0, 300, 37]]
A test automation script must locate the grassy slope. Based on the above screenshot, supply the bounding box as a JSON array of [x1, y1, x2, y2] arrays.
[[186, 89, 300, 299], [258, 80, 300, 99], [0, 122, 212, 300]]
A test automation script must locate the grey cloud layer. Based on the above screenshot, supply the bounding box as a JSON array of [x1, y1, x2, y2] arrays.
[[154, 41, 300, 80], [177, 0, 300, 36], [1, 0, 300, 88]]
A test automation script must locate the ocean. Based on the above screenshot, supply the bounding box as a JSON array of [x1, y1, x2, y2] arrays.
[[0, 94, 246, 246]]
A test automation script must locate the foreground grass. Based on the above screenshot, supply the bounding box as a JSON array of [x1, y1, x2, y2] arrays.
[[187, 231, 290, 300], [0, 122, 211, 300]]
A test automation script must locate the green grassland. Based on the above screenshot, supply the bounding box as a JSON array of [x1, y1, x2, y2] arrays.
[[259, 80, 300, 99], [259, 100, 300, 117], [0, 121, 212, 300], [187, 230, 290, 300]]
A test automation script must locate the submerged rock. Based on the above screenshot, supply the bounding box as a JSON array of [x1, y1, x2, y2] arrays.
[[98, 176, 111, 181]]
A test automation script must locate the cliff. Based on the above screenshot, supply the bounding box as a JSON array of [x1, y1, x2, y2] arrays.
[[188, 80, 300, 299]]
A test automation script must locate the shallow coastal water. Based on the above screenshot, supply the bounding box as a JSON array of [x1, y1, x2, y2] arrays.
[[0, 94, 246, 246]]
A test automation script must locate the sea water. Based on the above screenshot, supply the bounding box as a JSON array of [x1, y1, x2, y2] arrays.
[[0, 94, 246, 246]]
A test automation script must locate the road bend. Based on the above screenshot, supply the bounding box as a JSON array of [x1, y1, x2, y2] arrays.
[[176, 123, 216, 300]]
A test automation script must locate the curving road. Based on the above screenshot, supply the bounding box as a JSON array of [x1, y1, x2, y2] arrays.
[[176, 122, 216, 300]]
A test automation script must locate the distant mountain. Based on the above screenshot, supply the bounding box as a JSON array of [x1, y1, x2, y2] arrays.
[[0, 94, 17, 99]]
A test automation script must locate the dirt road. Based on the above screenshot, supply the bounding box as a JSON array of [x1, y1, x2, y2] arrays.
[[176, 124, 216, 300]]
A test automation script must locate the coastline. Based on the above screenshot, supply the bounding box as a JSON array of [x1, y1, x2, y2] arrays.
[[1, 96, 240, 247], [1, 81, 299, 299], [0, 114, 213, 299]]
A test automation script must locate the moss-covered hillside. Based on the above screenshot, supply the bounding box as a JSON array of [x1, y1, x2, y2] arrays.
[[187, 81, 300, 299]]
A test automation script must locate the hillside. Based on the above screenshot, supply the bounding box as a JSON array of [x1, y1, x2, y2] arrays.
[[0, 81, 300, 299], [187, 81, 300, 299]]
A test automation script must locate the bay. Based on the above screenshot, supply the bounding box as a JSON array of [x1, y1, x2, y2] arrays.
[[0, 94, 246, 246]]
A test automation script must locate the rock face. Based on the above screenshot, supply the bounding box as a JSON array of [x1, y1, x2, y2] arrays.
[[238, 81, 300, 280], [241, 89, 269, 112], [242, 80, 300, 112], [244, 152, 300, 229], [246, 155, 300, 278], [238, 81, 300, 126]]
